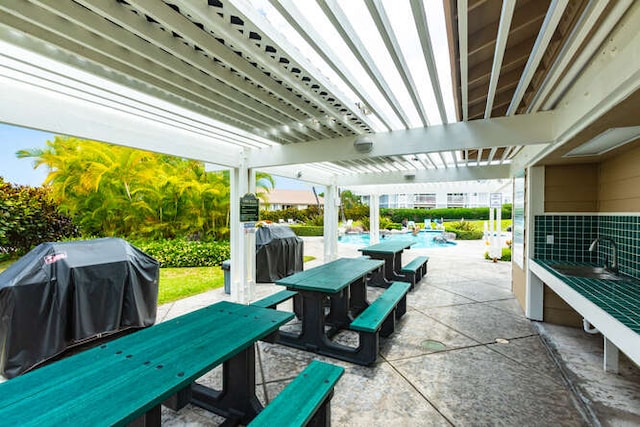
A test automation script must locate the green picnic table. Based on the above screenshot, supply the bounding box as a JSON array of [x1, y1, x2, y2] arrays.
[[0, 301, 293, 426], [273, 257, 410, 365], [358, 240, 415, 287]]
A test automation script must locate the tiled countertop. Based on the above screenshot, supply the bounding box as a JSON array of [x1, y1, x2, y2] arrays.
[[530, 259, 640, 366], [534, 259, 640, 334]]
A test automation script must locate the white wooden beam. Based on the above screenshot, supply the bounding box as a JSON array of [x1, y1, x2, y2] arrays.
[[248, 112, 556, 168], [485, 0, 515, 119], [410, 0, 448, 124], [366, 0, 429, 126], [186, 0, 367, 136], [527, 0, 610, 113], [457, 0, 468, 121], [337, 164, 510, 187], [512, 0, 640, 169], [0, 65, 240, 167], [507, 0, 569, 115], [542, 0, 633, 111], [270, 0, 393, 132], [319, 0, 412, 128]]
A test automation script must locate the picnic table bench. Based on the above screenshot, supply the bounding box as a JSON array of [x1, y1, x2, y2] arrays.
[[271, 258, 411, 365], [0, 301, 343, 426], [400, 256, 429, 289]]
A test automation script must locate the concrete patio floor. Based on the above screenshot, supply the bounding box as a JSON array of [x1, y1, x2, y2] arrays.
[[158, 237, 640, 426]]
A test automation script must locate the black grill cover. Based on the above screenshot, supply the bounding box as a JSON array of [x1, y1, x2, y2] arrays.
[[255, 226, 303, 283], [0, 238, 158, 378]]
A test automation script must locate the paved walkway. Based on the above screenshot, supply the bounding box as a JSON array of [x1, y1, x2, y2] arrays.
[[158, 237, 640, 426]]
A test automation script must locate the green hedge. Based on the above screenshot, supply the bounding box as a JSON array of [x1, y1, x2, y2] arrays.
[[135, 239, 230, 268], [382, 205, 512, 223], [289, 225, 323, 236]]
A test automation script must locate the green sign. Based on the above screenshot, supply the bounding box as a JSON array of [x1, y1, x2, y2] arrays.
[[240, 193, 259, 222]]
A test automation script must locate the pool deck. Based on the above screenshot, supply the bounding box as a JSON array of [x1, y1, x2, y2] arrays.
[[157, 237, 640, 426]]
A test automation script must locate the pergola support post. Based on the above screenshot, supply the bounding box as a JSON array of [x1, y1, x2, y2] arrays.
[[323, 184, 339, 262], [525, 166, 545, 320], [369, 193, 380, 245], [230, 152, 256, 304]]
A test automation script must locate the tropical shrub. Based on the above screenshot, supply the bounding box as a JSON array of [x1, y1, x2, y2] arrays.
[[305, 215, 324, 226], [18, 137, 274, 241], [359, 216, 369, 231], [343, 205, 369, 221], [445, 221, 484, 240], [0, 177, 78, 255]]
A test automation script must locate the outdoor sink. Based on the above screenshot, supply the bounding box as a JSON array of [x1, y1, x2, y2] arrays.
[[551, 264, 631, 282]]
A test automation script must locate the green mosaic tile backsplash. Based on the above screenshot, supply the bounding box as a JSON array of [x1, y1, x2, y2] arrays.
[[535, 215, 640, 279]]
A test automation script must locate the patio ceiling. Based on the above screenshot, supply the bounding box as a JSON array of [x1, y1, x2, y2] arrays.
[[0, 0, 637, 189]]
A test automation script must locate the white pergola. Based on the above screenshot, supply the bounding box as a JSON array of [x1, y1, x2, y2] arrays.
[[2, 0, 640, 302]]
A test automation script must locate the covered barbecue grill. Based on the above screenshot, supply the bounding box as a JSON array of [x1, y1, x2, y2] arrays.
[[0, 238, 158, 378], [255, 225, 303, 283]]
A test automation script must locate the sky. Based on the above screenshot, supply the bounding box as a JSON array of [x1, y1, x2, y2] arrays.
[[0, 123, 54, 186], [0, 123, 311, 190]]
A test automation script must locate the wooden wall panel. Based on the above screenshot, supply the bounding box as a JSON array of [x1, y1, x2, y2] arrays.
[[598, 144, 640, 212], [543, 285, 583, 327], [544, 164, 598, 212]]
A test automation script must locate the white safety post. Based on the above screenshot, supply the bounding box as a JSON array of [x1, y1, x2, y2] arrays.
[[323, 183, 339, 263], [369, 192, 380, 245]]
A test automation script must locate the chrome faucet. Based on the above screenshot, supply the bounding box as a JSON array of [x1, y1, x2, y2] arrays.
[[589, 237, 618, 274]]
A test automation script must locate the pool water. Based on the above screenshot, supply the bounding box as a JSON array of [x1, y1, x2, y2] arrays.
[[338, 230, 456, 249]]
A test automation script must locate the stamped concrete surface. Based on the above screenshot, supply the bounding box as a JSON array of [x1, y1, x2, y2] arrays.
[[157, 237, 640, 426]]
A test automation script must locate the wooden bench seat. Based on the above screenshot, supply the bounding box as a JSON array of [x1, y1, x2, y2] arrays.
[[248, 360, 344, 427], [349, 281, 411, 364], [251, 289, 298, 309], [400, 256, 429, 289]]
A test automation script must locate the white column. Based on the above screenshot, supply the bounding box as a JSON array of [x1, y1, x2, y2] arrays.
[[525, 166, 545, 320], [229, 166, 244, 303], [435, 190, 448, 208], [323, 184, 339, 263], [246, 167, 256, 302], [229, 151, 255, 304], [369, 193, 380, 244]]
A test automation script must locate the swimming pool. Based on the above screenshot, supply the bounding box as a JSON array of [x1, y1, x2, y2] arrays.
[[338, 230, 456, 249]]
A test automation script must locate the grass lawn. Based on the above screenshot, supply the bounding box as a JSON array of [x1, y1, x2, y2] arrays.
[[158, 266, 223, 305], [0, 259, 14, 274], [159, 256, 316, 305]]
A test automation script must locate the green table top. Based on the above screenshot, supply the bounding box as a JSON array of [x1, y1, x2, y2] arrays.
[[0, 301, 294, 426], [535, 260, 640, 335], [276, 257, 385, 293], [358, 239, 414, 254]]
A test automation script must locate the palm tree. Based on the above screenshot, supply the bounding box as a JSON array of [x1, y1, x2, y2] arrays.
[[18, 137, 274, 241]]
